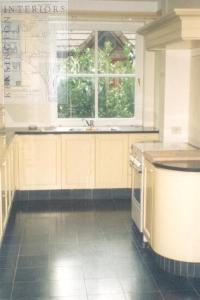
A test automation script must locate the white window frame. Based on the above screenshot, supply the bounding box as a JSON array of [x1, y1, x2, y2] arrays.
[[56, 21, 144, 126]]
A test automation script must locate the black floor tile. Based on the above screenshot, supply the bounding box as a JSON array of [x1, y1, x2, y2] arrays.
[[14, 191, 29, 201], [0, 282, 13, 299], [112, 189, 131, 200], [0, 255, 17, 269], [0, 197, 197, 300], [19, 243, 50, 256], [2, 234, 22, 246], [119, 276, 158, 293], [0, 268, 15, 283], [162, 289, 200, 299], [82, 261, 117, 279], [17, 255, 49, 269], [114, 198, 131, 210], [12, 281, 50, 298], [125, 291, 163, 300], [88, 294, 126, 300], [50, 189, 72, 200], [93, 189, 112, 200], [72, 199, 94, 211], [153, 273, 193, 292], [11, 200, 29, 212], [0, 244, 20, 257], [190, 278, 200, 294], [94, 199, 116, 211], [71, 189, 92, 200], [48, 279, 86, 297], [85, 278, 123, 294], [48, 199, 73, 212], [29, 190, 50, 201], [27, 200, 51, 212], [15, 267, 49, 282], [22, 233, 50, 245]]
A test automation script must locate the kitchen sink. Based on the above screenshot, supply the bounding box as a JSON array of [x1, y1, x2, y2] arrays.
[[39, 126, 85, 132], [39, 126, 120, 132], [96, 126, 120, 131]]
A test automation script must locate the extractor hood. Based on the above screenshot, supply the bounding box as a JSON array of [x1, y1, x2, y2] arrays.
[[138, 9, 200, 50]]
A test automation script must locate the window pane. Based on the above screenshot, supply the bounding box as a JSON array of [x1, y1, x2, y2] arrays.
[[98, 77, 135, 118], [57, 77, 95, 118], [98, 31, 135, 74], [57, 30, 95, 74]]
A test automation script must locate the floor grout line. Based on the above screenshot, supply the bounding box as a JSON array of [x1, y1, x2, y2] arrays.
[[10, 243, 21, 300]]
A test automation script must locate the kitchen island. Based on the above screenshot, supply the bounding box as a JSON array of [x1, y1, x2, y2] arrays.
[[143, 156, 200, 278]]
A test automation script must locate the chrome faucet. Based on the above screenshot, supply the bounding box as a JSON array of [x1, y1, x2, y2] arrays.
[[84, 119, 94, 128]]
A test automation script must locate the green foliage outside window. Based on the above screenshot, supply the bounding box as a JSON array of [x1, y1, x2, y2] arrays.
[[57, 39, 135, 118]]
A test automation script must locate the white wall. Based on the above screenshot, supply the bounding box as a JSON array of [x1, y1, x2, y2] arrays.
[[153, 49, 191, 142], [189, 49, 200, 148], [163, 49, 190, 142], [154, 50, 165, 137], [142, 50, 155, 126]]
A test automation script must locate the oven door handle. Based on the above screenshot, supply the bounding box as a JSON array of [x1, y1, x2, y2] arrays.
[[130, 161, 142, 174], [129, 156, 142, 174], [133, 165, 142, 174]]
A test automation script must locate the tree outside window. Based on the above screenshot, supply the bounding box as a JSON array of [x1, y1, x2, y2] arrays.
[[57, 31, 135, 119]]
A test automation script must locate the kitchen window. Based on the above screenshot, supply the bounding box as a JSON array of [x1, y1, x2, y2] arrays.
[[56, 30, 137, 124]]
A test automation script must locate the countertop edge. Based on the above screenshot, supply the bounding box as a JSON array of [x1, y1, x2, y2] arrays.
[[153, 161, 200, 172], [15, 130, 159, 134]]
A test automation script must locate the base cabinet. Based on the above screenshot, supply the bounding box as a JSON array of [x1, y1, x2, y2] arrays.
[[96, 134, 128, 188], [16, 133, 159, 190], [0, 143, 15, 244], [1, 161, 7, 230], [17, 135, 61, 190], [62, 135, 95, 189]]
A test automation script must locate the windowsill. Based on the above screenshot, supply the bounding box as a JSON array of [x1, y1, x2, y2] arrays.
[[56, 118, 142, 127]]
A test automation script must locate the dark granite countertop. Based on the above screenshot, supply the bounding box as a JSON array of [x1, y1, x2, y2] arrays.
[[154, 160, 200, 172], [13, 126, 159, 134]]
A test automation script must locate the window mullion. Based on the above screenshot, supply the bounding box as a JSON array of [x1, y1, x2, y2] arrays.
[[95, 31, 98, 118]]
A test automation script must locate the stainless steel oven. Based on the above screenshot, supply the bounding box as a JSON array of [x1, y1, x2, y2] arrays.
[[129, 149, 143, 232]]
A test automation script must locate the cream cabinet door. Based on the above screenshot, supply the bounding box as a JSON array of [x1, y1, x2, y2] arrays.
[[18, 135, 61, 190], [9, 143, 15, 202], [0, 171, 2, 240], [95, 134, 128, 188], [6, 151, 11, 211], [143, 160, 155, 244], [61, 135, 95, 189], [1, 160, 7, 231]]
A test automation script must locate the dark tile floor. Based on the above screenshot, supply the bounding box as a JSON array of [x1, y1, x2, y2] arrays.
[[0, 197, 200, 300]]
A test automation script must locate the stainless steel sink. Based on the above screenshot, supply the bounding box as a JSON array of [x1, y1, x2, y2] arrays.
[[39, 126, 85, 132], [67, 127, 87, 132], [95, 126, 120, 131], [39, 126, 120, 132]]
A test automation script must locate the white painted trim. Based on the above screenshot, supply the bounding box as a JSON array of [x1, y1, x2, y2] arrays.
[[68, 20, 145, 31], [68, 0, 158, 14]]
